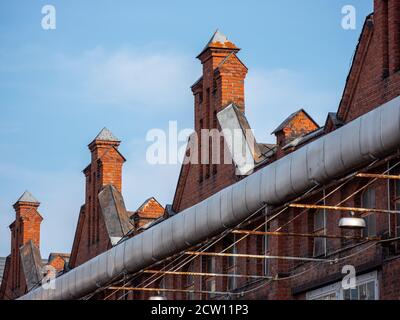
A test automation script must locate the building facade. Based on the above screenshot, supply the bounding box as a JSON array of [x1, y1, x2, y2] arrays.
[[131, 0, 400, 300], [2, 0, 400, 300]]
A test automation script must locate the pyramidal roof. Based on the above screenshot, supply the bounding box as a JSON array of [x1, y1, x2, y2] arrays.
[[207, 30, 229, 46], [94, 127, 119, 142], [17, 191, 39, 203], [199, 30, 238, 54]]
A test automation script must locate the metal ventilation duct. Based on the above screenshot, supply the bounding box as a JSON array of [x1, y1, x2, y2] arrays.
[[19, 96, 400, 300]]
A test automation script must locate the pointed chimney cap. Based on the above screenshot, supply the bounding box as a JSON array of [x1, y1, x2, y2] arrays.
[[94, 127, 119, 142], [206, 30, 229, 46], [197, 29, 239, 58], [16, 191, 39, 204]]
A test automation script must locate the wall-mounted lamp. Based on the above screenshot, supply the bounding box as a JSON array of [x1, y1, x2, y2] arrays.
[[338, 211, 366, 229]]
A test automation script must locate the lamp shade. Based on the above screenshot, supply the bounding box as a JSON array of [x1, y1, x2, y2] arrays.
[[338, 217, 366, 229]]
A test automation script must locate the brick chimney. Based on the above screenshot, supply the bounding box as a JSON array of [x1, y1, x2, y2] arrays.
[[191, 30, 248, 184], [86, 127, 125, 246], [87, 127, 124, 191], [70, 128, 126, 266], [170, 31, 250, 212], [194, 30, 247, 121], [8, 191, 42, 298]]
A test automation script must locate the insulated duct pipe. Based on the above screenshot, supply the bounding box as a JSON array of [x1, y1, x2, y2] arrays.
[[19, 96, 400, 300]]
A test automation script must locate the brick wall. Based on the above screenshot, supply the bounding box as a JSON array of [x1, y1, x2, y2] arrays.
[[164, 1, 400, 301], [173, 34, 247, 212], [338, 0, 400, 123], [69, 135, 125, 268], [0, 200, 42, 299]]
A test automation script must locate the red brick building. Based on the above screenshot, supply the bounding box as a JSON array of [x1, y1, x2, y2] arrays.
[[0, 192, 70, 299], [129, 0, 400, 300], [2, 0, 400, 300]]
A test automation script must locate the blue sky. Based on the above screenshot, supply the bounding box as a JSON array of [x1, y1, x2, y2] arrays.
[[0, 0, 373, 257]]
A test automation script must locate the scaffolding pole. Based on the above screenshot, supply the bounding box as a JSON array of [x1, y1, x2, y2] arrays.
[[143, 270, 271, 279], [356, 173, 400, 180], [108, 286, 228, 295], [231, 229, 380, 241], [289, 203, 400, 214], [184, 251, 336, 263]]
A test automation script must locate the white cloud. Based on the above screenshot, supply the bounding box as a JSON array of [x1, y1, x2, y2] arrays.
[[60, 46, 198, 112]]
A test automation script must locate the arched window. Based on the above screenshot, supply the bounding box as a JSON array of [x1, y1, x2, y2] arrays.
[[391, 165, 400, 236], [185, 262, 195, 300], [225, 235, 237, 291], [204, 254, 216, 299], [313, 209, 326, 257], [262, 222, 270, 276], [153, 276, 166, 299], [361, 187, 377, 237]]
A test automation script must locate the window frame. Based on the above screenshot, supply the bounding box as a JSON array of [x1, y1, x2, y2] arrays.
[[306, 271, 379, 300], [361, 187, 377, 237], [185, 262, 195, 300], [392, 170, 400, 236], [204, 255, 216, 299], [225, 236, 237, 291], [312, 209, 327, 257], [262, 221, 270, 276]]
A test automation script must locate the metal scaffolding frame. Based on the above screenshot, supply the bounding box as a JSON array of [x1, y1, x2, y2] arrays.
[[101, 156, 400, 300]]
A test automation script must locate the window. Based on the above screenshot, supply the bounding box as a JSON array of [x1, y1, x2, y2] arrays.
[[212, 111, 218, 176], [159, 277, 166, 290], [88, 196, 92, 245], [212, 79, 217, 94], [225, 236, 237, 291], [92, 171, 96, 244], [262, 222, 270, 276], [392, 169, 400, 236], [205, 88, 211, 179], [313, 210, 326, 257], [205, 256, 216, 299], [396, 182, 400, 236], [155, 277, 167, 299], [198, 92, 203, 104], [307, 271, 379, 300], [361, 187, 377, 237], [207, 255, 216, 274], [206, 278, 216, 299], [185, 263, 195, 300], [343, 280, 376, 300], [199, 119, 204, 183], [96, 159, 102, 179]]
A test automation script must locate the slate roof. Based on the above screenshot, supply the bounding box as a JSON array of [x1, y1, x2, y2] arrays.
[[326, 112, 344, 128], [94, 127, 119, 142], [203, 30, 229, 50], [16, 191, 39, 204], [98, 185, 133, 239], [0, 257, 6, 285], [197, 30, 239, 58], [19, 240, 44, 291]]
